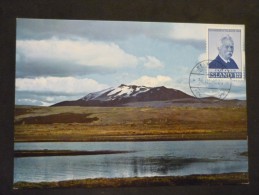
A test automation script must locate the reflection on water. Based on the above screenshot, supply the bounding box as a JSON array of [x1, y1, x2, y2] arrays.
[[130, 157, 218, 175], [14, 140, 248, 183]]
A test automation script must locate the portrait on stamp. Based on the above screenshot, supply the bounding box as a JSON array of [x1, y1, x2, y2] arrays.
[[207, 28, 244, 79], [209, 34, 238, 69]]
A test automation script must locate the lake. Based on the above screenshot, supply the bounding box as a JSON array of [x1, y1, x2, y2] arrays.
[[14, 140, 248, 183]]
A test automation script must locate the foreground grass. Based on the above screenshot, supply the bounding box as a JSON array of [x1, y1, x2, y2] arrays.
[[14, 106, 247, 142], [13, 172, 248, 189]]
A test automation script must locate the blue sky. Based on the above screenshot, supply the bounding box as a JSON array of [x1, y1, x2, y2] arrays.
[[15, 19, 246, 106]]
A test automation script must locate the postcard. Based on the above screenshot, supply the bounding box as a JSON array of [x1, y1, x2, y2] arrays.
[[14, 19, 248, 189]]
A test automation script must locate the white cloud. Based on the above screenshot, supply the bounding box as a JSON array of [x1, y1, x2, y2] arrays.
[[17, 98, 52, 107], [142, 56, 164, 69], [16, 93, 86, 106], [198, 53, 208, 62], [130, 75, 173, 87], [227, 80, 246, 100], [15, 76, 109, 94], [225, 92, 246, 100], [169, 23, 206, 40], [231, 80, 246, 88], [130, 75, 194, 96], [16, 39, 139, 69]]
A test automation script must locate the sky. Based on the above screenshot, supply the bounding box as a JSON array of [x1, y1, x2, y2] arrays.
[[15, 19, 246, 106]]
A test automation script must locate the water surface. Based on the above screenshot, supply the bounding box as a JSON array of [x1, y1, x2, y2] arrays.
[[14, 140, 248, 183]]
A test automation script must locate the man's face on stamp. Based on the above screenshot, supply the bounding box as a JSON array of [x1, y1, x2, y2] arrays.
[[219, 37, 234, 61]]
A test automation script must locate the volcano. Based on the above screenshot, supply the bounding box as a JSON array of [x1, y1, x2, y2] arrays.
[[52, 84, 194, 107]]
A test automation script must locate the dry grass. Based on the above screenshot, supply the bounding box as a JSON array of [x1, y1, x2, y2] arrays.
[[14, 106, 247, 142]]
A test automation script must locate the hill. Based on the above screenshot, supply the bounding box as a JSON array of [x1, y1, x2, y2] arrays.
[[52, 84, 196, 107]]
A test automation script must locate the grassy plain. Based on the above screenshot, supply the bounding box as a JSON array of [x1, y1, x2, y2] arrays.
[[14, 105, 247, 142]]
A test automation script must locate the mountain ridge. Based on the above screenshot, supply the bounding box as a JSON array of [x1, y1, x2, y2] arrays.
[[51, 84, 246, 107], [52, 84, 194, 107]]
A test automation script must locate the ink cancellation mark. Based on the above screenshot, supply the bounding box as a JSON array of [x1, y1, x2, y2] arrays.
[[189, 60, 232, 101]]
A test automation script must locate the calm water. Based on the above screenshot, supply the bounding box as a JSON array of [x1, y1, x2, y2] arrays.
[[14, 140, 248, 183]]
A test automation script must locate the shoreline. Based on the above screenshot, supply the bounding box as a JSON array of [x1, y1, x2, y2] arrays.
[[15, 139, 248, 142], [13, 172, 249, 189], [14, 134, 247, 143], [14, 149, 134, 157], [14, 148, 247, 157]]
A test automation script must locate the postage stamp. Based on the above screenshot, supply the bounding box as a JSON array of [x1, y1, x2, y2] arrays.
[[207, 25, 245, 79]]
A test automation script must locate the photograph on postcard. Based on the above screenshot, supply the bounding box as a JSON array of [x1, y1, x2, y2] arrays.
[[13, 19, 248, 189]]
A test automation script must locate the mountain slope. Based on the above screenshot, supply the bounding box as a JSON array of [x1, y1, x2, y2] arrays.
[[52, 84, 194, 107]]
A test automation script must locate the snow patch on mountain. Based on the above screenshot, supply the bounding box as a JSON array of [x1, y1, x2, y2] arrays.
[[107, 84, 151, 98], [107, 85, 134, 97], [78, 84, 193, 105], [131, 86, 150, 96], [81, 84, 154, 102], [82, 87, 114, 101]]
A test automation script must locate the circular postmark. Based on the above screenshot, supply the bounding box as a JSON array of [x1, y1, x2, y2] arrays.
[[189, 60, 232, 101]]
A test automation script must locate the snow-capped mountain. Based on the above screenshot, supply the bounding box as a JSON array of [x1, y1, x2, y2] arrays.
[[81, 84, 152, 101], [52, 84, 193, 107]]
